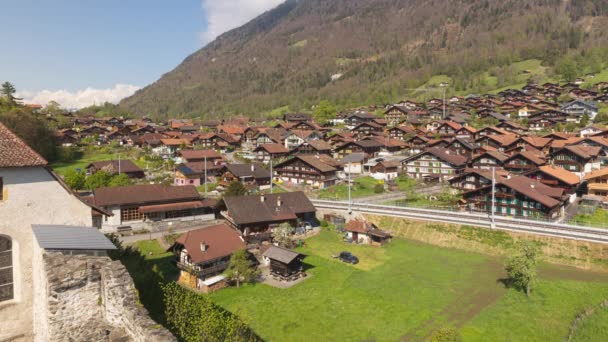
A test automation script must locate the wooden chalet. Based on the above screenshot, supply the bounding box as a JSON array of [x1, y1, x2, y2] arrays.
[[178, 149, 223, 163], [449, 168, 508, 191], [222, 192, 316, 242], [253, 143, 290, 163], [463, 175, 567, 218], [344, 220, 391, 246], [86, 160, 145, 179], [469, 151, 509, 169], [92, 184, 216, 231], [503, 151, 546, 174], [290, 140, 333, 156], [402, 147, 468, 182], [384, 105, 409, 125], [219, 163, 271, 189], [175, 161, 223, 186], [525, 165, 580, 202], [274, 155, 339, 189], [550, 145, 602, 176], [262, 246, 306, 281], [334, 140, 383, 159], [584, 169, 608, 199], [170, 223, 246, 293], [388, 125, 416, 140]]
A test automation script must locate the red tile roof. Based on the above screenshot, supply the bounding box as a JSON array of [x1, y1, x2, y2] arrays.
[[0, 122, 48, 168], [174, 223, 246, 264]]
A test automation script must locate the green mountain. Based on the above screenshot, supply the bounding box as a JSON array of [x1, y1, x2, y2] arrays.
[[119, 0, 608, 119]]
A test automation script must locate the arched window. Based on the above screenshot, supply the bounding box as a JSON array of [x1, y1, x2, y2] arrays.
[[0, 236, 13, 302]]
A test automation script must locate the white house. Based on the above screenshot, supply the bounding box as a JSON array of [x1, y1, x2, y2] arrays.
[[0, 123, 96, 341]]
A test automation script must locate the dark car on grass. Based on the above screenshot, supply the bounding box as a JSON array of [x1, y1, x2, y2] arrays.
[[338, 251, 359, 264]]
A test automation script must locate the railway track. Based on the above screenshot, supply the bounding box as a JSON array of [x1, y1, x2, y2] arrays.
[[311, 199, 608, 244]]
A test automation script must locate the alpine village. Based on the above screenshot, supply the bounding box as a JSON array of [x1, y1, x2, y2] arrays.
[[4, 1, 608, 341]]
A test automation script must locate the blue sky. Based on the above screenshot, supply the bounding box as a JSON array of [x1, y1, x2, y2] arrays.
[[1, 0, 283, 108]]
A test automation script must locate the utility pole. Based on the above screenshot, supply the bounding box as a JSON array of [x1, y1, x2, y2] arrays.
[[348, 161, 352, 214], [442, 87, 447, 120], [270, 157, 273, 194], [204, 155, 208, 195], [491, 166, 496, 229]]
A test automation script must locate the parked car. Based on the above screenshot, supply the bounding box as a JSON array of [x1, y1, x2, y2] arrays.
[[338, 251, 359, 264]]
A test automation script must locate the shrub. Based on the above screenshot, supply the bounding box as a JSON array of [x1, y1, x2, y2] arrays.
[[374, 183, 384, 194], [429, 327, 462, 342]]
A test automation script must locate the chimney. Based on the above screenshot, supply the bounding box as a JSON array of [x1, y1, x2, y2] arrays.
[[506, 175, 511, 180], [200, 242, 207, 252], [251, 164, 255, 172], [260, 195, 265, 202], [277, 196, 282, 207], [530, 183, 535, 189]]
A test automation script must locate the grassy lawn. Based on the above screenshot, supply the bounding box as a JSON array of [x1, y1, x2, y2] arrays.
[[207, 231, 608, 341], [396, 175, 417, 191], [317, 176, 383, 200], [51, 151, 118, 175], [571, 208, 608, 229], [50, 147, 147, 176], [570, 305, 608, 342]]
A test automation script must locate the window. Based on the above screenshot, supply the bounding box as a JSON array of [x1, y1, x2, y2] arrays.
[[0, 236, 13, 302], [121, 207, 143, 222]]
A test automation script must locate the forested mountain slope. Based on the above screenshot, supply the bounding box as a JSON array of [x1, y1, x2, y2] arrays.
[[120, 0, 608, 119]]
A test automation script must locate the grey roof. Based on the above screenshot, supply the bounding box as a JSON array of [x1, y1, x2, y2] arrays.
[[32, 225, 117, 250], [340, 152, 366, 163], [262, 245, 303, 264]]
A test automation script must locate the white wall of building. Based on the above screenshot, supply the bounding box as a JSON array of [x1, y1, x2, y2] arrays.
[[0, 167, 91, 341]]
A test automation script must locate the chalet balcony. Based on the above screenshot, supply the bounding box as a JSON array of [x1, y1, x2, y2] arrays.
[[504, 163, 536, 170], [588, 183, 608, 191], [177, 261, 229, 278]]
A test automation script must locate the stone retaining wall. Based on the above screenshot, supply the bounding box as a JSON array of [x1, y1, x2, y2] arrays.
[[39, 253, 175, 342]]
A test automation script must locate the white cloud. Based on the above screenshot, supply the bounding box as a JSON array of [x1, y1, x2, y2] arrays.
[[200, 0, 284, 44], [17, 84, 141, 109]]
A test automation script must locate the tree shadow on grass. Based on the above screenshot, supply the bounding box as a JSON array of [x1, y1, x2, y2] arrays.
[[107, 236, 176, 325]]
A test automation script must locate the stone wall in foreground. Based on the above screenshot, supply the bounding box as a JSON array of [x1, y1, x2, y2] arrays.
[[38, 253, 175, 342]]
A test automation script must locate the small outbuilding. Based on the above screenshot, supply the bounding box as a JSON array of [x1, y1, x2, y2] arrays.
[[344, 220, 391, 246], [262, 245, 306, 281]]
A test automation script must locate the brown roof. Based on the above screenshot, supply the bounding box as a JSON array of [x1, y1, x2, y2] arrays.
[[422, 147, 468, 167], [87, 160, 143, 174], [224, 192, 315, 225], [174, 223, 245, 264], [498, 175, 563, 208], [139, 200, 214, 213], [506, 150, 546, 166], [345, 220, 376, 233], [256, 143, 289, 154], [584, 168, 608, 180], [280, 155, 337, 173], [0, 122, 48, 168], [305, 140, 332, 151], [520, 136, 552, 148], [93, 184, 200, 206], [559, 145, 602, 159], [537, 165, 580, 185], [178, 149, 223, 160]]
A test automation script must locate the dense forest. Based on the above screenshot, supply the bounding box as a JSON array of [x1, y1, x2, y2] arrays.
[[119, 0, 608, 119]]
